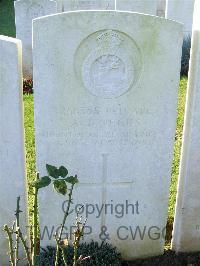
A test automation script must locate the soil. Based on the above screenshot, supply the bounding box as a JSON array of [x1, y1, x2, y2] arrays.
[[122, 250, 200, 266]]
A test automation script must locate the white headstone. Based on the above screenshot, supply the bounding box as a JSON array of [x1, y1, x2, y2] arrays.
[[172, 0, 200, 253], [33, 11, 183, 259], [116, 0, 157, 15], [0, 35, 28, 265], [166, 0, 195, 37], [14, 0, 58, 78], [157, 0, 166, 17], [56, 0, 63, 11], [63, 0, 115, 11]]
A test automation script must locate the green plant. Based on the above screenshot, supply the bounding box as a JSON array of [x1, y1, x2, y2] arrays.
[[0, 0, 15, 37], [4, 164, 79, 266], [39, 164, 79, 266], [37, 241, 122, 266]]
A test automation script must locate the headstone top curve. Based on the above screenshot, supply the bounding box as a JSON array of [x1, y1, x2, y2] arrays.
[[33, 9, 183, 30], [0, 35, 21, 44]]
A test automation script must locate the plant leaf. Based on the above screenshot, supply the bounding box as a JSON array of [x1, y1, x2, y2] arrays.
[[33, 176, 51, 189], [46, 164, 59, 179], [58, 166, 68, 178], [53, 180, 68, 195], [65, 175, 78, 185]]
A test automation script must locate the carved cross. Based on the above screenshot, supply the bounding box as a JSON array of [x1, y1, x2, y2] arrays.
[[82, 153, 134, 226]]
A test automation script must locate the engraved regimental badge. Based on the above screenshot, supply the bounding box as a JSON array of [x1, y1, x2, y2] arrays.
[[75, 30, 142, 98]]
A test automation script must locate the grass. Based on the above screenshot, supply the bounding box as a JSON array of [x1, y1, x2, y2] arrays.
[[0, 0, 15, 37], [165, 76, 187, 247], [23, 94, 36, 225], [169, 76, 188, 218]]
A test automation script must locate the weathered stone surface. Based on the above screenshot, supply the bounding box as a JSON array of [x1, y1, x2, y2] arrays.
[[56, 0, 63, 11], [33, 11, 182, 259], [172, 0, 200, 253], [157, 0, 166, 17], [166, 0, 195, 37], [63, 0, 115, 11], [116, 0, 157, 15], [14, 0, 58, 78], [0, 35, 28, 265]]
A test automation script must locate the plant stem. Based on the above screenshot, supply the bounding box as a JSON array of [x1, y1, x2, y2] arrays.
[[15, 197, 21, 265], [18, 229, 32, 266], [4, 225, 15, 266], [55, 238, 60, 266], [59, 184, 74, 240], [73, 244, 78, 266], [73, 212, 87, 266], [61, 248, 68, 266], [32, 172, 39, 265], [55, 184, 74, 266]]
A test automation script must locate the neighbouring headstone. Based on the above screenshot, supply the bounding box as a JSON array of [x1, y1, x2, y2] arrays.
[[0, 35, 28, 265], [116, 0, 157, 15], [166, 0, 195, 37], [33, 11, 183, 259], [56, 0, 63, 11], [172, 0, 200, 253], [157, 0, 166, 17], [14, 0, 58, 78], [63, 0, 115, 11]]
